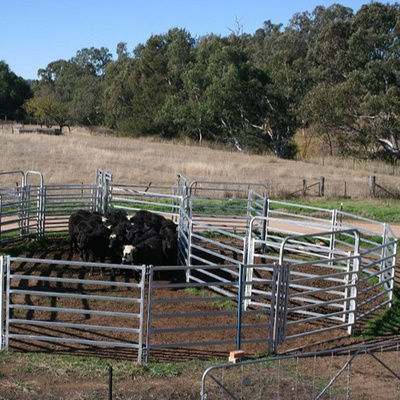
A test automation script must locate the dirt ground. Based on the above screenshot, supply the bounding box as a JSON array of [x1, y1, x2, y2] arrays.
[[0, 237, 399, 399]]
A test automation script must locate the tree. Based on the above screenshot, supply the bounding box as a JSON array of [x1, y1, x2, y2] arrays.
[[102, 56, 139, 133], [23, 96, 69, 132], [34, 47, 112, 126], [247, 20, 308, 157], [299, 3, 400, 159], [203, 41, 267, 151], [116, 42, 130, 61], [71, 47, 112, 77], [0, 61, 32, 120], [103, 29, 196, 136]]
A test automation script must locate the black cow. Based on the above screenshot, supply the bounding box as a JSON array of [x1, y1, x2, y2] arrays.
[[68, 210, 104, 253], [121, 234, 164, 266], [159, 219, 178, 265], [129, 210, 166, 232], [108, 220, 137, 264], [105, 210, 128, 227], [109, 220, 133, 247], [77, 223, 111, 274]]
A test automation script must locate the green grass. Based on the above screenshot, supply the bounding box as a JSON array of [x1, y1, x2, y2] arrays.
[[109, 197, 400, 223], [110, 200, 180, 214], [185, 287, 211, 298], [0, 351, 214, 382], [289, 198, 400, 223], [212, 299, 237, 310], [185, 287, 237, 310], [0, 235, 70, 257], [0, 238, 48, 257], [360, 286, 400, 337]]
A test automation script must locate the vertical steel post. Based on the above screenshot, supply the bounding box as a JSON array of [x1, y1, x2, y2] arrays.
[[137, 264, 147, 363], [236, 264, 244, 350], [0, 196, 2, 245], [37, 186, 45, 239], [0, 256, 4, 350], [145, 264, 154, 363], [4, 255, 10, 350], [348, 231, 360, 335]]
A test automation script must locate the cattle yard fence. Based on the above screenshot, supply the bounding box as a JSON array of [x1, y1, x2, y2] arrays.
[[0, 256, 278, 362], [201, 339, 400, 400], [0, 256, 146, 361], [0, 169, 398, 360]]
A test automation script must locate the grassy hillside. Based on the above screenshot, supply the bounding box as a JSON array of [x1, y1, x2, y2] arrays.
[[2, 124, 400, 202]]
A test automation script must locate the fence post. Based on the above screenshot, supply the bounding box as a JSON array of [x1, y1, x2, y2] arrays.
[[319, 176, 325, 197], [103, 178, 110, 216], [369, 176, 376, 198], [0, 196, 2, 244], [272, 262, 290, 353], [236, 264, 244, 350], [19, 185, 29, 236], [108, 365, 113, 400], [0, 256, 5, 350], [302, 179, 307, 196], [347, 232, 360, 335], [36, 186, 45, 239]]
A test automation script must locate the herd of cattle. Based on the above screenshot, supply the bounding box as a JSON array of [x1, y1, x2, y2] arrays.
[[68, 209, 179, 273]]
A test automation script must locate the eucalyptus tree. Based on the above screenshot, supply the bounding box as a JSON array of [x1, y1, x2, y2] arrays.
[[0, 61, 32, 120], [167, 34, 276, 153], [153, 28, 197, 138], [34, 47, 112, 126], [102, 53, 137, 132], [156, 34, 222, 143], [300, 2, 400, 159], [247, 19, 310, 157], [297, 4, 356, 156], [202, 37, 269, 152], [71, 47, 112, 77], [105, 29, 196, 136], [349, 2, 400, 156]]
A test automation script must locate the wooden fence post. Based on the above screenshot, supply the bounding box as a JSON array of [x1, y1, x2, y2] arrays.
[[302, 179, 307, 196], [369, 176, 376, 198], [319, 176, 325, 197]]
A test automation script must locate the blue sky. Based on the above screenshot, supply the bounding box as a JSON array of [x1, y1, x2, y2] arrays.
[[0, 1, 388, 80]]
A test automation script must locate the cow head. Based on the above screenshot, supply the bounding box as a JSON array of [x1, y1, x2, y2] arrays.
[[122, 244, 136, 264], [109, 232, 117, 248]]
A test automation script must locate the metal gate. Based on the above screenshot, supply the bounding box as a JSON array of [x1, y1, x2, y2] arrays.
[[0, 170, 45, 242], [0, 256, 146, 362], [145, 263, 279, 361], [181, 180, 268, 296]]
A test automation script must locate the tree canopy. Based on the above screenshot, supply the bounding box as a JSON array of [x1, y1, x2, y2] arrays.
[[3, 2, 400, 160], [0, 61, 32, 120]]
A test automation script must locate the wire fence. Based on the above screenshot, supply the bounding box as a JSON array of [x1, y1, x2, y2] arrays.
[[201, 339, 400, 399]]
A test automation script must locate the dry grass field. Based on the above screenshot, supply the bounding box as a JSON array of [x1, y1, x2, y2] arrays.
[[2, 123, 400, 200]]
